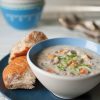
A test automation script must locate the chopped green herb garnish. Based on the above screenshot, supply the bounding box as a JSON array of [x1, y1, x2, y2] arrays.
[[80, 64, 89, 66], [57, 65, 65, 71]]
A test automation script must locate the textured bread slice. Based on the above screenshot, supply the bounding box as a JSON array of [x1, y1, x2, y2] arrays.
[[9, 31, 47, 63], [3, 56, 36, 89]]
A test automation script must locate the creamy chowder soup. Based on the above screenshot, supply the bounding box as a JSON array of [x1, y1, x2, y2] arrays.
[[36, 45, 100, 76]]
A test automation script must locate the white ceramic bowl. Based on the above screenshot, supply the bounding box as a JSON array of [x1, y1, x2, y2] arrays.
[[27, 38, 100, 99]]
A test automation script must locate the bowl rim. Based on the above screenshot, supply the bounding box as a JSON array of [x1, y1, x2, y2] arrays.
[[1, 0, 44, 4], [1, 2, 44, 10], [27, 37, 100, 80]]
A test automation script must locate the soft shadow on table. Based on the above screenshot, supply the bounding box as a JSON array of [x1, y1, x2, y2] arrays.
[[0, 55, 100, 100]]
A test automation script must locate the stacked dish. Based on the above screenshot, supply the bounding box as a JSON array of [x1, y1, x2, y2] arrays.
[[1, 0, 44, 29]]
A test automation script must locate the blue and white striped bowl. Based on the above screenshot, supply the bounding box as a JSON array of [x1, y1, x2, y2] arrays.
[[1, 1, 44, 29]]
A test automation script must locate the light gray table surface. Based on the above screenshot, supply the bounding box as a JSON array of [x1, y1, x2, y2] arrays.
[[0, 11, 95, 100]]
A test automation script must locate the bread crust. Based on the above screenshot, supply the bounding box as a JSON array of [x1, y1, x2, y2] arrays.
[[3, 31, 47, 89], [3, 56, 35, 89], [9, 31, 47, 62]]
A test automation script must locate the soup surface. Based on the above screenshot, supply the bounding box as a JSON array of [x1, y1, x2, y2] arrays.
[[36, 45, 100, 76]]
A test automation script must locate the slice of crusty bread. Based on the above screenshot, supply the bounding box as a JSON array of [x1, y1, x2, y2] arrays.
[[3, 56, 36, 89], [9, 31, 47, 63]]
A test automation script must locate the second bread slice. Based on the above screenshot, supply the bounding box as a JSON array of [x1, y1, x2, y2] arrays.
[[3, 56, 36, 89]]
